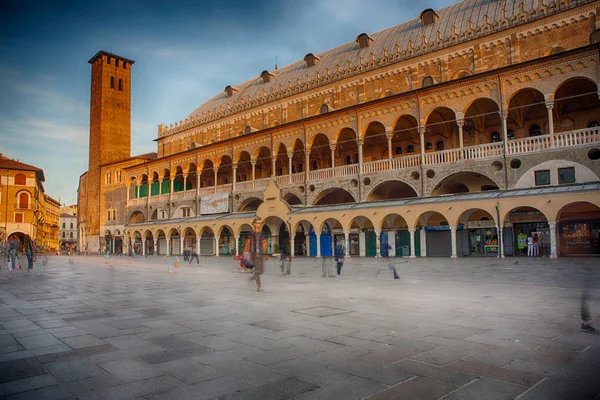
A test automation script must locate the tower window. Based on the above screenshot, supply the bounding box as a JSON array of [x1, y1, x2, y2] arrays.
[[110, 77, 115, 89], [14, 173, 26, 185], [107, 56, 111, 65], [422, 76, 434, 88], [123, 61, 127, 70], [118, 79, 123, 91], [115, 59, 119, 68], [320, 104, 329, 114]]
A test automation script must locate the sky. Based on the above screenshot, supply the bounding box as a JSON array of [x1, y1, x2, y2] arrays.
[[0, 0, 457, 204]]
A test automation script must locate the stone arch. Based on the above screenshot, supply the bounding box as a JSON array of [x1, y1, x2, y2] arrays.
[[336, 128, 359, 165], [200, 160, 215, 187], [455, 208, 497, 228], [217, 225, 235, 256], [392, 114, 419, 155], [290, 138, 306, 174], [507, 88, 547, 138], [501, 206, 550, 226], [155, 229, 167, 255], [309, 133, 331, 171], [363, 121, 387, 161], [274, 142, 289, 176], [217, 155, 233, 185], [239, 197, 263, 212], [182, 227, 197, 254], [255, 146, 272, 179], [168, 228, 181, 255], [556, 201, 600, 255], [515, 160, 599, 189], [424, 106, 458, 151], [314, 187, 356, 206], [379, 213, 412, 257], [432, 172, 500, 195], [236, 151, 252, 183], [292, 219, 313, 256], [553, 76, 600, 132], [463, 97, 501, 146], [347, 216, 376, 257], [128, 211, 145, 224], [172, 167, 184, 193], [367, 180, 418, 201], [283, 192, 302, 206]]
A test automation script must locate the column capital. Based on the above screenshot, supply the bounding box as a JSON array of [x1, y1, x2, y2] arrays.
[[250, 159, 257, 166], [385, 132, 393, 140], [356, 138, 365, 146], [418, 126, 426, 135], [305, 149, 311, 156], [212, 167, 219, 173], [545, 101, 554, 110], [500, 110, 509, 119], [457, 119, 465, 127], [548, 221, 556, 228], [450, 225, 457, 232], [287, 151, 294, 158], [329, 143, 336, 151], [408, 228, 416, 233], [232, 162, 237, 169], [375, 230, 381, 235]]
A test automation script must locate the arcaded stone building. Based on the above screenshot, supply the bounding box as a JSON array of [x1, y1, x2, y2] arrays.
[[79, 0, 600, 258]]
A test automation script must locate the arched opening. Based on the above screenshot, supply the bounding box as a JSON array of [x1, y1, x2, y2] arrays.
[[236, 151, 252, 183], [291, 139, 305, 174], [262, 216, 290, 256], [554, 78, 600, 133], [255, 147, 272, 179], [283, 193, 302, 206], [238, 224, 254, 254], [367, 181, 418, 201], [314, 188, 355, 206], [104, 230, 113, 254], [128, 178, 138, 199], [217, 156, 233, 186], [274, 143, 289, 176], [6, 231, 32, 253], [464, 98, 501, 146], [133, 231, 143, 256], [187, 163, 198, 191], [200, 228, 215, 255], [144, 231, 154, 255], [183, 228, 196, 257], [417, 211, 453, 257], [315, 218, 343, 257], [138, 174, 149, 198], [425, 107, 457, 151], [173, 167, 185, 193], [392, 115, 419, 158], [349, 216, 376, 257], [200, 161, 215, 187], [336, 128, 358, 166], [507, 88, 547, 139], [239, 197, 263, 212], [504, 206, 549, 257], [150, 172, 160, 196], [161, 169, 171, 194], [363, 121, 387, 162], [432, 172, 499, 195], [309, 134, 331, 171], [457, 209, 498, 257], [128, 211, 145, 224], [219, 226, 234, 256], [381, 214, 415, 257], [168, 228, 181, 255], [18, 192, 29, 209], [556, 202, 600, 256], [156, 230, 166, 255], [293, 221, 309, 256]]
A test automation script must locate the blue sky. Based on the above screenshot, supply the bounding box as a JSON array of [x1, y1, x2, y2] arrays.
[[0, 0, 456, 204]]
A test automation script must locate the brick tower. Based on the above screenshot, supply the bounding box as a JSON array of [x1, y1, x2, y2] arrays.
[[85, 51, 134, 250]]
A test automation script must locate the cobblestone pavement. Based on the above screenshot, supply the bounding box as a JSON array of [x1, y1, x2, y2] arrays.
[[0, 254, 599, 399]]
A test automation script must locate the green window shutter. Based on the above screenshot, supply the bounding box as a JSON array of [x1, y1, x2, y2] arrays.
[[150, 182, 159, 196], [161, 180, 170, 194], [139, 184, 149, 197], [174, 180, 184, 192]]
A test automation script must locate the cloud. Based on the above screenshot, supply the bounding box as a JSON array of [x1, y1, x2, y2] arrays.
[[0, 118, 88, 145]]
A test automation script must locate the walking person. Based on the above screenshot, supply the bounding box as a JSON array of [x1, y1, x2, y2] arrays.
[[284, 255, 291, 275], [189, 248, 200, 265], [527, 234, 534, 257], [9, 236, 21, 271], [334, 244, 344, 276], [279, 251, 286, 275], [321, 256, 335, 277], [25, 240, 34, 272], [532, 233, 540, 257]]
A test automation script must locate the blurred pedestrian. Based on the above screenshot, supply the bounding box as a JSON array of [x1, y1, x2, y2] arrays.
[[279, 251, 286, 275], [25, 240, 35, 272], [334, 244, 344, 275], [189, 248, 200, 264], [581, 265, 598, 334]]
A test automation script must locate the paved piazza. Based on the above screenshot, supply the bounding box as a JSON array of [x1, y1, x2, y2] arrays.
[[0, 255, 599, 400]]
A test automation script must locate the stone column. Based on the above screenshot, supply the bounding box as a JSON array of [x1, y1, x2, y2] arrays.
[[135, 184, 140, 199], [213, 167, 219, 193], [251, 159, 257, 188], [501, 111, 509, 156], [344, 231, 350, 258], [357, 138, 364, 174], [546, 101, 555, 147], [330, 144, 336, 170], [290, 235, 295, 259], [457, 119, 465, 159], [180, 237, 184, 257], [196, 237, 201, 256], [305, 150, 311, 182], [214, 236, 219, 257], [420, 229, 427, 257], [183, 174, 188, 193], [232, 164, 237, 191], [154, 239, 158, 256], [197, 170, 201, 197], [315, 233, 321, 258], [287, 151, 294, 183], [234, 236, 240, 256], [142, 239, 145, 256], [386, 133, 393, 169], [409, 228, 416, 258], [126, 185, 130, 202], [272, 152, 277, 178], [306, 232, 311, 256], [375, 230, 381, 258], [169, 177, 174, 198], [418, 127, 426, 165], [166, 236, 171, 256], [498, 226, 505, 259], [450, 226, 458, 259], [549, 221, 557, 258]]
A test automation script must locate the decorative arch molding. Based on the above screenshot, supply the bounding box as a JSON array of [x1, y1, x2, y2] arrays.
[[427, 167, 504, 196]]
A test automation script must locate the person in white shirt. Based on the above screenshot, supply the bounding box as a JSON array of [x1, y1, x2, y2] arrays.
[[527, 235, 534, 256]]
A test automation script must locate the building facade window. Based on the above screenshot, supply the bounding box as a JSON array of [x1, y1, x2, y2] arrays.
[[118, 79, 123, 91], [70, 232, 73, 238], [14, 173, 26, 185], [183, 208, 191, 218], [320, 104, 329, 114], [62, 222, 66, 228], [112, 210, 116, 220], [558, 167, 575, 184], [116, 170, 122, 182], [62, 232, 66, 238], [18, 192, 29, 209], [535, 170, 551, 186], [491, 131, 501, 142], [588, 121, 599, 128], [110, 77, 115, 89], [407, 145, 415, 153], [395, 147, 403, 154], [507, 129, 515, 140], [425, 142, 433, 150], [436, 141, 445, 151], [14, 213, 23, 223], [70, 222, 73, 229], [105, 171, 111, 185], [107, 210, 111, 221], [529, 124, 542, 137], [422, 76, 434, 87]]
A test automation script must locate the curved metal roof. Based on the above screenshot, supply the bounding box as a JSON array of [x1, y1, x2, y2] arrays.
[[187, 0, 541, 121]]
